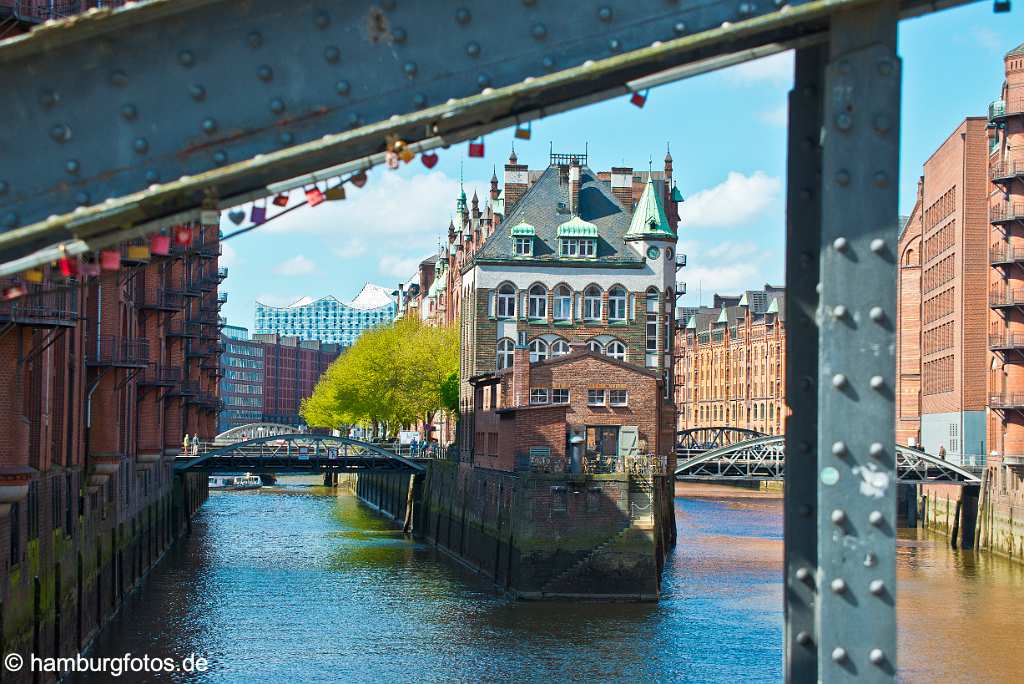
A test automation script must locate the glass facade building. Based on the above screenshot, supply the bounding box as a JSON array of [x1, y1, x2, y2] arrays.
[[253, 283, 396, 347]]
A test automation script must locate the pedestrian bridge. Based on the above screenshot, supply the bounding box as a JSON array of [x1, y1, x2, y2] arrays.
[[174, 434, 428, 474], [674, 435, 982, 486]]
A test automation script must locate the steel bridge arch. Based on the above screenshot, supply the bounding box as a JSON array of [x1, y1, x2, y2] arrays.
[[674, 436, 981, 485], [175, 433, 425, 473], [214, 423, 303, 443], [675, 426, 767, 457]]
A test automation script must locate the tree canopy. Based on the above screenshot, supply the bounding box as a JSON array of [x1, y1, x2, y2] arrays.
[[301, 317, 459, 435]]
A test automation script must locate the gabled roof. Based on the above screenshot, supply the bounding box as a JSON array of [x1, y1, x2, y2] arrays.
[[471, 165, 644, 266], [625, 177, 675, 240], [1008, 41, 1024, 57]]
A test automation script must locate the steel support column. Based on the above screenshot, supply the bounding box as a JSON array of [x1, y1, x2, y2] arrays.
[[817, 2, 900, 680], [783, 42, 824, 684]]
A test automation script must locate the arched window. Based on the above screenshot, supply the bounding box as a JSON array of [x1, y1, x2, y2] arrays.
[[496, 338, 514, 370], [528, 338, 549, 363], [606, 340, 626, 361], [496, 284, 516, 318], [608, 286, 627, 321], [586, 340, 603, 353], [528, 284, 547, 319], [554, 286, 572, 321], [583, 286, 602, 321], [550, 339, 571, 356]]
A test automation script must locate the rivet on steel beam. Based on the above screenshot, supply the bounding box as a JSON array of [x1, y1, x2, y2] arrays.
[[869, 306, 885, 323], [873, 171, 889, 188], [832, 373, 847, 389], [39, 89, 58, 108], [49, 124, 71, 143], [608, 38, 621, 52], [477, 73, 491, 88], [0, 181, 7, 195], [873, 114, 891, 134], [531, 23, 547, 39], [258, 65, 273, 82], [673, 22, 687, 35], [868, 510, 883, 526], [121, 104, 138, 120], [145, 170, 159, 183], [74, 192, 89, 206], [799, 441, 812, 454], [247, 31, 262, 49], [189, 84, 206, 101], [831, 647, 848, 663], [870, 376, 885, 391], [109, 70, 128, 87], [542, 55, 556, 71], [833, 236, 848, 252], [270, 98, 285, 114], [831, 441, 847, 456], [796, 631, 812, 646], [597, 6, 613, 21], [466, 41, 481, 57], [832, 304, 847, 319], [835, 112, 852, 131], [870, 442, 884, 458], [799, 376, 812, 391], [178, 50, 195, 67], [213, 150, 228, 164], [455, 7, 471, 24], [403, 62, 418, 77], [413, 93, 427, 108], [869, 648, 886, 666], [336, 80, 351, 96], [391, 27, 407, 43], [870, 238, 885, 253], [864, 552, 877, 567], [2, 212, 18, 228], [795, 567, 811, 582], [324, 46, 341, 63], [830, 509, 846, 525], [869, 579, 885, 595], [133, 138, 148, 154], [65, 159, 80, 175], [835, 169, 850, 186], [279, 132, 294, 145], [739, 2, 753, 15], [348, 113, 362, 128], [201, 118, 217, 134], [830, 578, 847, 594], [313, 11, 330, 29]]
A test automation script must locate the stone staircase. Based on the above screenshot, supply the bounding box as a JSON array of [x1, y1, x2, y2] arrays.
[[540, 524, 634, 594]]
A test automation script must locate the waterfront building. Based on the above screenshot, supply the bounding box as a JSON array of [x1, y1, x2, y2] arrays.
[[218, 327, 265, 434], [0, 218, 215, 665], [253, 283, 396, 347], [672, 287, 787, 436], [254, 334, 341, 427]]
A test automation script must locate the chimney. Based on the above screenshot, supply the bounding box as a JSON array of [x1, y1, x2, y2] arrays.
[[504, 150, 529, 211], [611, 166, 633, 208], [511, 331, 531, 406], [568, 159, 581, 216]]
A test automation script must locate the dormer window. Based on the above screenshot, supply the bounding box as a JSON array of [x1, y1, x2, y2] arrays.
[[559, 237, 596, 257], [510, 223, 536, 257], [556, 217, 598, 259], [514, 237, 533, 256]]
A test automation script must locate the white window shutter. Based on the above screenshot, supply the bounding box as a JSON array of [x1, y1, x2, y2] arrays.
[[618, 426, 640, 457], [488, 291, 496, 318]]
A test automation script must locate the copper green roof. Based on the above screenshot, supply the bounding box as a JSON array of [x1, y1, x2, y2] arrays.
[[671, 184, 684, 203], [686, 315, 696, 330], [1008, 42, 1024, 57], [556, 216, 598, 238], [717, 309, 728, 324], [767, 297, 779, 314], [625, 177, 675, 240], [510, 222, 536, 237]]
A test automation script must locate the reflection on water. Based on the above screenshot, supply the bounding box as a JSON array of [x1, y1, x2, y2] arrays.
[[71, 486, 1023, 683]]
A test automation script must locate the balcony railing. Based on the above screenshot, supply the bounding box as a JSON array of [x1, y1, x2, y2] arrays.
[[989, 333, 1024, 351], [138, 364, 183, 387], [167, 320, 202, 338], [990, 97, 1024, 121], [990, 289, 1024, 308], [217, 292, 229, 305], [86, 336, 149, 368], [989, 244, 1024, 265], [195, 242, 222, 258], [189, 393, 223, 411], [990, 393, 1024, 410], [0, 281, 78, 328], [138, 288, 183, 312], [991, 160, 1024, 183], [991, 203, 1024, 224], [170, 380, 200, 397]]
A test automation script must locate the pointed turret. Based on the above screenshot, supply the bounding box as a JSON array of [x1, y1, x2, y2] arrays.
[[625, 177, 675, 241]]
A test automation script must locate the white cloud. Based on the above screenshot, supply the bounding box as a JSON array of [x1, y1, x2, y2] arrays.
[[220, 241, 240, 269], [685, 263, 764, 298], [273, 254, 316, 276], [254, 293, 301, 308], [969, 27, 1003, 53], [679, 171, 782, 228], [703, 241, 762, 261], [724, 51, 793, 85], [331, 238, 368, 260], [756, 103, 788, 127], [378, 254, 425, 279]]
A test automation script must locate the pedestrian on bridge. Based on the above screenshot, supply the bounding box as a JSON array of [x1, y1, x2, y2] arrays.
[[183, 433, 190, 454]]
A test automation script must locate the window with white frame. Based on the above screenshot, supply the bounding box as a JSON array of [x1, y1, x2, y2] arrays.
[[559, 238, 597, 257], [609, 389, 628, 406], [608, 286, 627, 321], [496, 338, 514, 370], [528, 338, 549, 363], [496, 284, 516, 318], [606, 340, 626, 361], [583, 286, 602, 320], [587, 389, 606, 406], [530, 388, 550, 405], [586, 340, 603, 353], [514, 236, 533, 256], [550, 339, 571, 356], [645, 289, 659, 367], [554, 285, 572, 320], [552, 388, 570, 404], [528, 285, 547, 319]]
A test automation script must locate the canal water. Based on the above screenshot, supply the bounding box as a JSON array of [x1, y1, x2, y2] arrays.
[[72, 483, 1024, 683]]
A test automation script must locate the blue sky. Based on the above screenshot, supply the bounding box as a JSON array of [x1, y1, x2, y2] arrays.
[[218, 2, 1019, 328]]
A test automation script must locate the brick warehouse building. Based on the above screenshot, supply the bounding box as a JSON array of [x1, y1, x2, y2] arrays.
[[0, 220, 213, 672], [673, 287, 787, 436], [253, 333, 340, 427]]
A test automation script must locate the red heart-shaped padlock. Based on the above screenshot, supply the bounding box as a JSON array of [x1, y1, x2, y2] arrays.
[[421, 152, 439, 169]]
